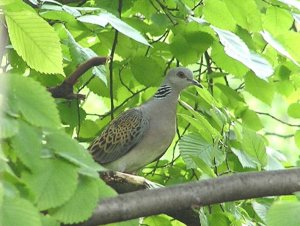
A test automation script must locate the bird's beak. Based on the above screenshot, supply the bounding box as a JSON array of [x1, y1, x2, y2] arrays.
[[189, 79, 203, 88]]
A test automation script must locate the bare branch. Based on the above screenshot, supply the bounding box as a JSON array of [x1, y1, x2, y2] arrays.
[[48, 57, 108, 99], [72, 168, 300, 226]]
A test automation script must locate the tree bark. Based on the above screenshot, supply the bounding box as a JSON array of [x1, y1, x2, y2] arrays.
[[73, 168, 300, 226]]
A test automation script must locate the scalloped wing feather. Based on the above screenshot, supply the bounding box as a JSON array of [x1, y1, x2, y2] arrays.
[[88, 108, 149, 164]]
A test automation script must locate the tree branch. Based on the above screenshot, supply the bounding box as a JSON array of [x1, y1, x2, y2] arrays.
[[48, 57, 108, 99], [73, 168, 300, 226], [256, 111, 300, 127]]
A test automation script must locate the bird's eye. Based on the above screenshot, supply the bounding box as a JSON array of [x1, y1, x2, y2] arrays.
[[177, 71, 185, 78]]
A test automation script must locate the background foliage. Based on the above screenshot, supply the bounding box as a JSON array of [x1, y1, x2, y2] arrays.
[[1, 0, 300, 225]]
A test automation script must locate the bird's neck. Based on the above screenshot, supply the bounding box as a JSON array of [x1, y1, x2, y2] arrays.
[[152, 84, 180, 105], [153, 84, 173, 99]]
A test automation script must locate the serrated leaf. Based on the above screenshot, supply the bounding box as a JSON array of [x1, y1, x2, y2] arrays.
[[5, 9, 63, 74], [9, 74, 60, 128], [267, 201, 300, 226], [2, 197, 41, 226], [78, 12, 150, 46], [46, 131, 104, 177], [202, 0, 236, 31], [0, 116, 18, 139], [241, 109, 263, 131], [64, 27, 107, 85], [263, 7, 293, 35], [179, 101, 221, 142], [143, 215, 173, 226], [242, 128, 267, 167], [191, 156, 216, 177], [194, 86, 221, 107], [49, 176, 99, 224], [79, 119, 100, 139], [245, 72, 275, 105], [211, 26, 274, 79], [130, 56, 163, 86], [40, 215, 60, 226], [231, 148, 257, 168], [11, 120, 42, 170], [170, 32, 213, 66], [179, 133, 225, 169], [22, 159, 78, 210], [224, 0, 262, 32], [252, 201, 268, 223], [211, 41, 249, 77], [265, 148, 285, 170], [261, 31, 299, 66]]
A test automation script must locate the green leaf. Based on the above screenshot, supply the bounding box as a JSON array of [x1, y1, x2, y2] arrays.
[[143, 215, 173, 226], [46, 131, 104, 177], [1, 196, 41, 226], [170, 32, 213, 66], [5, 8, 63, 74], [191, 156, 216, 177], [211, 26, 274, 79], [63, 26, 107, 85], [276, 31, 300, 63], [278, 0, 300, 10], [79, 119, 100, 139], [287, 103, 300, 118], [267, 201, 300, 226], [57, 101, 87, 128], [202, 0, 236, 31], [245, 72, 275, 105], [49, 176, 100, 224], [130, 56, 163, 86], [263, 6, 293, 35], [211, 41, 248, 77], [40, 215, 60, 226], [11, 120, 42, 170], [0, 116, 18, 139], [252, 201, 268, 223], [294, 130, 300, 149], [179, 101, 221, 141], [241, 128, 267, 167], [261, 31, 299, 66], [194, 86, 221, 108], [179, 133, 225, 169], [241, 109, 263, 131], [9, 74, 60, 128], [22, 159, 78, 210], [231, 148, 257, 168], [265, 148, 285, 170], [224, 0, 262, 32], [78, 12, 150, 46]]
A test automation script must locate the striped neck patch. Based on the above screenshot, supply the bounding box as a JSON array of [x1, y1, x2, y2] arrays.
[[154, 85, 172, 99]]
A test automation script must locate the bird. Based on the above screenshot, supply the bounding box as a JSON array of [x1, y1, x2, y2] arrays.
[[88, 67, 202, 173]]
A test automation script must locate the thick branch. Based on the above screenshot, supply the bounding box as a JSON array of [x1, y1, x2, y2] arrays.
[[75, 168, 300, 226], [48, 57, 108, 99]]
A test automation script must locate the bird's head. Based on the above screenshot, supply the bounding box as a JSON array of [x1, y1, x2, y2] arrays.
[[165, 67, 202, 91]]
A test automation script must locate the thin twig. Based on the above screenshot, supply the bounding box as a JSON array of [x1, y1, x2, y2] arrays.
[[204, 51, 213, 95], [109, 0, 123, 120], [256, 111, 300, 127], [264, 132, 294, 139]]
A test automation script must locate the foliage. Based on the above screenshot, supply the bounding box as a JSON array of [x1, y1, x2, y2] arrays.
[[1, 0, 300, 225]]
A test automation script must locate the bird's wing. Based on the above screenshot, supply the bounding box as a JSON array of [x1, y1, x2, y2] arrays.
[[88, 108, 149, 164]]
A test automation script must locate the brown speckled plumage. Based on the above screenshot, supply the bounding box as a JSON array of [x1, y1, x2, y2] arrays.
[[89, 109, 149, 164]]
